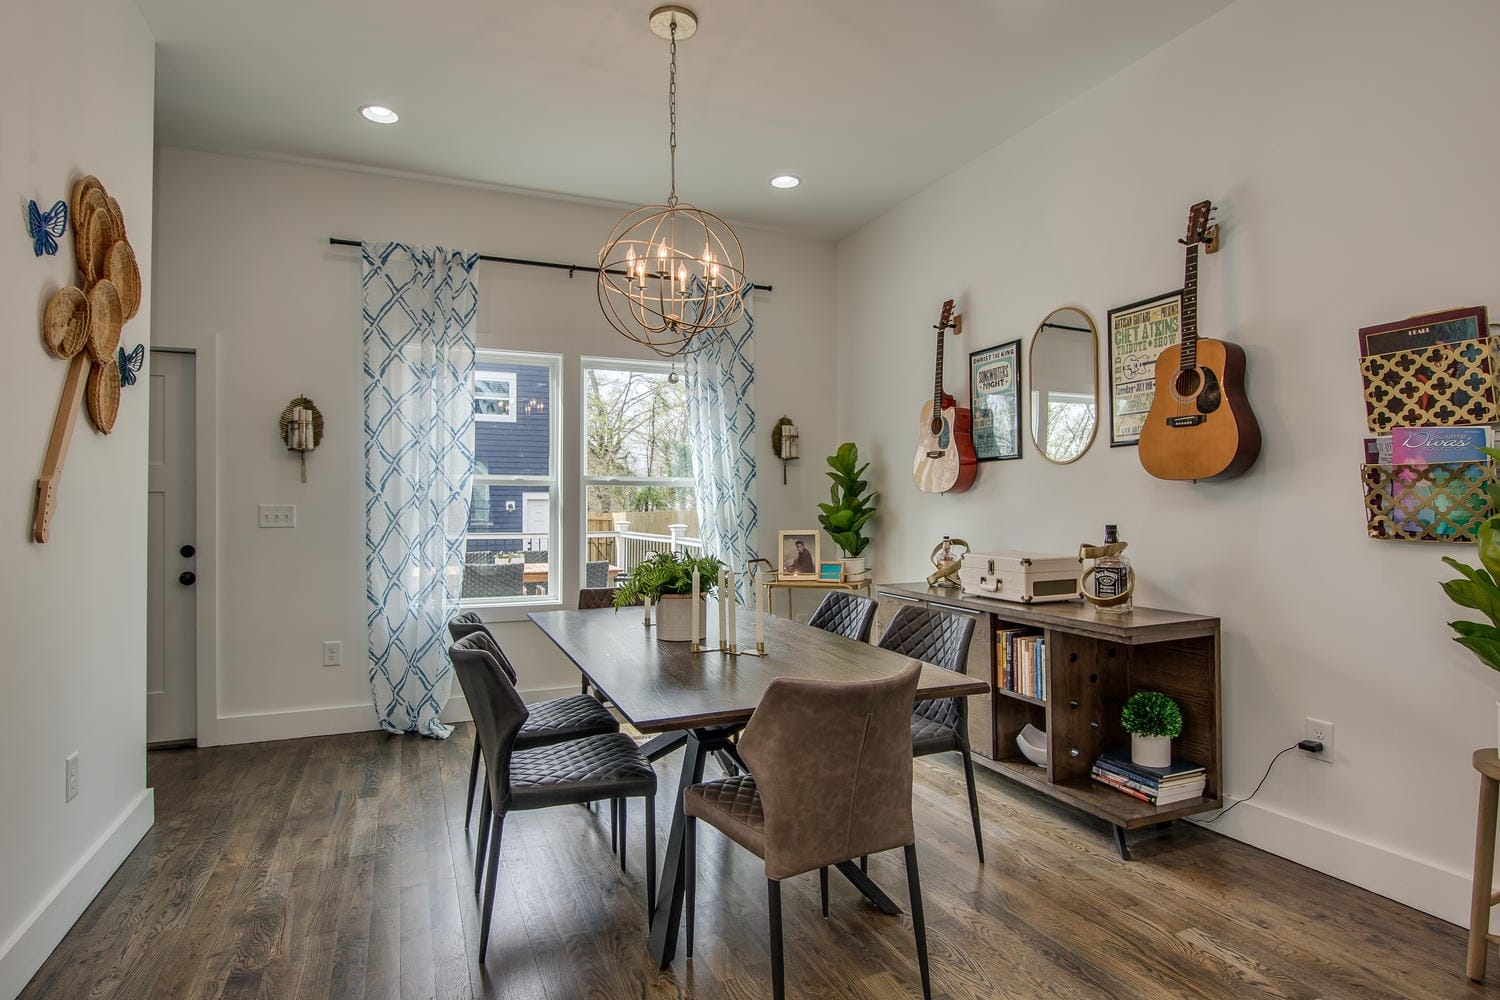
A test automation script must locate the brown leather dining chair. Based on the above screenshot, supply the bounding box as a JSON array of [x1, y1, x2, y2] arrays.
[[682, 660, 932, 1000], [449, 634, 658, 964], [878, 604, 984, 862]]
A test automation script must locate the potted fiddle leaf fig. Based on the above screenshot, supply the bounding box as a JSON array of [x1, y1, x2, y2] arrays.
[[817, 441, 878, 578], [1121, 690, 1183, 768], [614, 549, 723, 642], [1439, 445, 1500, 743]]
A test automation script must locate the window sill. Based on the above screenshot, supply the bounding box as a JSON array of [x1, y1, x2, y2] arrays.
[[465, 599, 564, 624]]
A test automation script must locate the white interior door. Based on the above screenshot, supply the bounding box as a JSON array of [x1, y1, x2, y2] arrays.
[[523, 492, 550, 537], [147, 350, 197, 745]]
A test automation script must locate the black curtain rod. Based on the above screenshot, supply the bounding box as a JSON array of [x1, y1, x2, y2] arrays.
[[328, 237, 772, 292], [1041, 321, 1091, 333]]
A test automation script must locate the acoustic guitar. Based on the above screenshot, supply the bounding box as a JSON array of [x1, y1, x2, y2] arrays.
[[912, 299, 978, 493], [1138, 201, 1261, 481]]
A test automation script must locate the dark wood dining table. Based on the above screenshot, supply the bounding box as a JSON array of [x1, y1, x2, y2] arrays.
[[530, 604, 988, 969]]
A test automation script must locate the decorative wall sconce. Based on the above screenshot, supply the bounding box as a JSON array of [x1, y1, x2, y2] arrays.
[[280, 395, 323, 482], [771, 416, 799, 485]]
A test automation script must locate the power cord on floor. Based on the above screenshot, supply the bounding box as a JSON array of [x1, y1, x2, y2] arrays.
[[1199, 741, 1315, 824]]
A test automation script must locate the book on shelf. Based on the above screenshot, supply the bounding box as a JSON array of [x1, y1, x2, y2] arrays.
[[1092, 757, 1205, 789], [1090, 767, 1206, 805], [1094, 750, 1205, 784], [995, 627, 1046, 700]]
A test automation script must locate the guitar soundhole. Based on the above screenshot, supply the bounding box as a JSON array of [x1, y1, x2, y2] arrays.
[[1171, 368, 1204, 400]]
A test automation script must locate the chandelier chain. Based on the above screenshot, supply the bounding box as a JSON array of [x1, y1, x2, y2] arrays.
[[667, 21, 678, 206]]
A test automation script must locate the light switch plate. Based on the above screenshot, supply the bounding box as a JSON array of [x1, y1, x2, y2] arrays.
[[259, 504, 296, 528]]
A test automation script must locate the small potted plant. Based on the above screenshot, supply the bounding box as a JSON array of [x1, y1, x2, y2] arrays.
[[816, 441, 878, 578], [1121, 690, 1182, 768], [613, 549, 723, 642]]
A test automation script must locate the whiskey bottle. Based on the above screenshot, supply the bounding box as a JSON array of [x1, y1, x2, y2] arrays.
[[1092, 524, 1133, 614]]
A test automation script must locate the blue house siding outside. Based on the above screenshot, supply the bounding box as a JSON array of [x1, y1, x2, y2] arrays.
[[468, 362, 550, 556]]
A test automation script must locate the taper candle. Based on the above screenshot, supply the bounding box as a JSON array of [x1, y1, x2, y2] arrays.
[[755, 568, 766, 649], [690, 569, 700, 647], [725, 570, 737, 651], [718, 567, 728, 649]]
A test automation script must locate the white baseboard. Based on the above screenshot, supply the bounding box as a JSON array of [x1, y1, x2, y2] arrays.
[[0, 789, 155, 999], [202, 686, 580, 747], [1188, 798, 1474, 930]]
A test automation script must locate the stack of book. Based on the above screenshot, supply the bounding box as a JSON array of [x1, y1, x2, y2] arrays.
[[1090, 751, 1206, 805], [996, 627, 1046, 701]]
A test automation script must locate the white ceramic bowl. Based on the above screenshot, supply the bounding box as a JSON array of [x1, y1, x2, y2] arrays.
[[1016, 723, 1048, 767]]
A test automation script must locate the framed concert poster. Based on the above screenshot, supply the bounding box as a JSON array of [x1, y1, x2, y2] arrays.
[[1107, 290, 1183, 447], [969, 340, 1022, 461]]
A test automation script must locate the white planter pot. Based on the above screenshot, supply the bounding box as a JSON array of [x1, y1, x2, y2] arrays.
[[841, 556, 866, 577], [654, 594, 706, 643], [1131, 733, 1172, 769]]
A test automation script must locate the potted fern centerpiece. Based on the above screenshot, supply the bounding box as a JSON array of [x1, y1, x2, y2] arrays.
[[614, 549, 723, 642], [817, 442, 878, 579], [1121, 690, 1183, 768], [1438, 445, 1500, 745]]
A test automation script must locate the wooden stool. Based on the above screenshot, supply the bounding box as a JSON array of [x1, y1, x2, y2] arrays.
[[1469, 748, 1500, 981]]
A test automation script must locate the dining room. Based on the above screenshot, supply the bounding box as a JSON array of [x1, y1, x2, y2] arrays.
[[8, 0, 1500, 998]]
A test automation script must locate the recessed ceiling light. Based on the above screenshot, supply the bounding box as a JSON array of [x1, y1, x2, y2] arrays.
[[770, 175, 801, 189], [360, 105, 399, 125]]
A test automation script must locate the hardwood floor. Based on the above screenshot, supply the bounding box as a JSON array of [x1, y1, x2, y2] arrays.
[[19, 727, 1498, 999]]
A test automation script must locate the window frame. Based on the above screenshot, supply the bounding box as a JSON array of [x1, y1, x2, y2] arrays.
[[462, 349, 562, 610]]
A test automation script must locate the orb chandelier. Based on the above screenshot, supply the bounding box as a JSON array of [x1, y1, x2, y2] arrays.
[[597, 5, 749, 358]]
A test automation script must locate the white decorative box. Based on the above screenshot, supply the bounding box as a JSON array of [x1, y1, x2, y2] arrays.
[[959, 550, 1081, 604]]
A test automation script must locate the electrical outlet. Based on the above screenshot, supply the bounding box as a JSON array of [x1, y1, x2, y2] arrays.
[[65, 752, 79, 802], [1303, 718, 1334, 762], [323, 641, 341, 667], [258, 504, 296, 528]]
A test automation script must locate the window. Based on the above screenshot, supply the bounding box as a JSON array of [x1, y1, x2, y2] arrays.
[[582, 358, 698, 581], [474, 371, 516, 422], [463, 351, 561, 606]]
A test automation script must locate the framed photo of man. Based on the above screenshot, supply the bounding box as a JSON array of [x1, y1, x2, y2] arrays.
[[1107, 290, 1183, 447], [969, 339, 1022, 461], [777, 530, 820, 579]]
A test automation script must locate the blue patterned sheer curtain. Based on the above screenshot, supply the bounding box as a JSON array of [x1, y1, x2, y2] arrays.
[[362, 243, 479, 738], [685, 296, 758, 605]]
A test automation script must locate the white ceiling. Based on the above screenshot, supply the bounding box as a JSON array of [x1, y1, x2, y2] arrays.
[[139, 0, 1232, 240]]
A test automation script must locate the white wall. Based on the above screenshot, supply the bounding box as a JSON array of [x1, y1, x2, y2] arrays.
[[0, 0, 156, 993], [837, 0, 1500, 927], [152, 147, 838, 744]]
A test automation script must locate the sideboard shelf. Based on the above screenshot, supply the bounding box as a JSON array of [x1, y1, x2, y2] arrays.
[[877, 582, 1222, 859]]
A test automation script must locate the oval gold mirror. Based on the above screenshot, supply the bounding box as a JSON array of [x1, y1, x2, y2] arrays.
[[1029, 306, 1099, 464]]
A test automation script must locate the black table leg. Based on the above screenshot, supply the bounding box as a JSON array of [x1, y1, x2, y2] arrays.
[[648, 730, 710, 968], [833, 860, 902, 915], [639, 731, 688, 763], [1112, 824, 1131, 860]]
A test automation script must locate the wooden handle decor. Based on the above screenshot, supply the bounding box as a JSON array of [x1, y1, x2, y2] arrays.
[[31, 173, 140, 543]]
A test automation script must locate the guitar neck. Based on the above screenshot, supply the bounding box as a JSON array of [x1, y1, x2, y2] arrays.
[[1181, 243, 1199, 371], [933, 321, 945, 408]]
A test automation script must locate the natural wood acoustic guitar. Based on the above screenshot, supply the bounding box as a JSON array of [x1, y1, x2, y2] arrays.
[[912, 299, 978, 493], [1138, 201, 1261, 481]]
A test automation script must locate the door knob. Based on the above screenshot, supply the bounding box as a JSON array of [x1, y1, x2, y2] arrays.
[[180, 544, 196, 558], [179, 571, 196, 586]]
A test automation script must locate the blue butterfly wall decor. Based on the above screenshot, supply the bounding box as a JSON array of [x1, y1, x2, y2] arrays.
[[117, 344, 144, 387], [27, 199, 69, 257]]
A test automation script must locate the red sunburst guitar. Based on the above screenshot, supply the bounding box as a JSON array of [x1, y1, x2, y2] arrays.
[[1138, 201, 1261, 481], [912, 299, 978, 493]]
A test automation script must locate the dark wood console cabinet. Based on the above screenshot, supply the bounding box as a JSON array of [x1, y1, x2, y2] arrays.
[[877, 583, 1222, 858]]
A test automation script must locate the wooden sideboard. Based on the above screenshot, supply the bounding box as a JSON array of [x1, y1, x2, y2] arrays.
[[877, 582, 1222, 859]]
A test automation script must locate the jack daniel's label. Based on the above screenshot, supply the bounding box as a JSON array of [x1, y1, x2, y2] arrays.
[[1093, 566, 1126, 599]]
